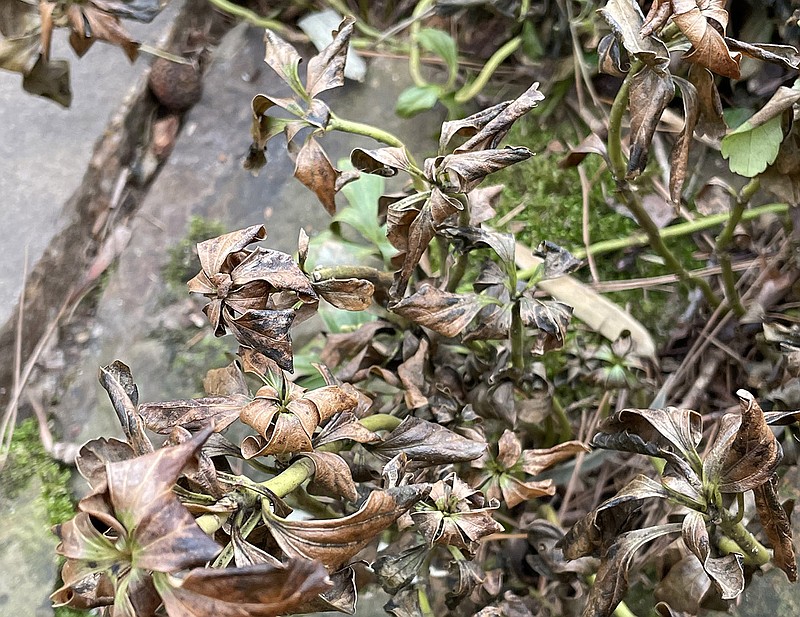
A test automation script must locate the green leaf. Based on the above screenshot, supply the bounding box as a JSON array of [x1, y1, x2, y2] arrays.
[[395, 85, 440, 118], [721, 114, 783, 177], [335, 161, 395, 263], [417, 28, 458, 80]]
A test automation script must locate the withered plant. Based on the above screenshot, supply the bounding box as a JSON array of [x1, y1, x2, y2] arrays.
[[51, 6, 800, 617]]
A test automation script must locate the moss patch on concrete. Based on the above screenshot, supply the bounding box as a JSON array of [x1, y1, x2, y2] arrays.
[[492, 112, 700, 340]]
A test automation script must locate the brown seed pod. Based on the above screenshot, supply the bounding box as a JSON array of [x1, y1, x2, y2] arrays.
[[148, 57, 203, 112]]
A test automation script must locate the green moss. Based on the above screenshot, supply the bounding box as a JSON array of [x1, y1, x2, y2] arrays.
[[2, 419, 81, 616], [1, 418, 75, 527], [164, 215, 227, 291], [492, 112, 699, 341]]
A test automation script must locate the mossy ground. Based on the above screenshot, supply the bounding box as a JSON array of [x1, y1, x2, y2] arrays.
[[1, 419, 82, 616], [492, 110, 700, 341]]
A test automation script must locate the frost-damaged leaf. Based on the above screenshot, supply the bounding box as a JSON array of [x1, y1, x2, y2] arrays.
[[392, 284, 489, 338], [226, 308, 296, 372], [753, 475, 797, 582], [534, 241, 582, 279], [263, 27, 306, 99], [75, 437, 135, 490], [292, 566, 358, 615], [314, 411, 381, 447], [594, 406, 702, 465], [669, 77, 699, 202], [519, 298, 573, 354], [435, 147, 533, 193], [374, 545, 428, 593], [627, 66, 675, 179], [559, 474, 670, 559], [68, 4, 139, 62], [397, 336, 429, 409], [351, 146, 414, 177], [153, 560, 332, 617], [370, 416, 486, 466], [681, 511, 744, 598], [598, 0, 670, 71], [701, 412, 740, 491], [312, 277, 374, 310], [296, 451, 358, 501], [203, 362, 249, 397], [686, 65, 726, 139], [726, 39, 800, 71], [719, 390, 782, 492], [672, 0, 741, 78], [263, 485, 429, 570], [440, 226, 515, 266], [522, 441, 590, 476], [138, 395, 249, 434], [305, 16, 354, 98], [384, 587, 422, 617], [454, 81, 545, 153], [292, 134, 340, 215], [241, 381, 358, 457], [193, 224, 267, 279], [411, 474, 503, 553], [22, 55, 72, 107], [99, 361, 152, 455], [390, 189, 462, 297], [584, 524, 682, 617], [598, 33, 626, 78], [103, 425, 221, 572]]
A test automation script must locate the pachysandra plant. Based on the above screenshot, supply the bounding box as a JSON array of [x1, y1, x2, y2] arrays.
[[50, 9, 800, 617], [560, 389, 798, 617]]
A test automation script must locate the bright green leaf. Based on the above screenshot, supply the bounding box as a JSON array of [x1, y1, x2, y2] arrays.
[[721, 114, 784, 177], [417, 28, 458, 80], [395, 85, 440, 118]]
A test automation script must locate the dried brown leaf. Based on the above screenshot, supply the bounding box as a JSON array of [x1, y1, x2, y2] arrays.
[[599, 0, 670, 70], [753, 475, 797, 582], [669, 77, 699, 202], [305, 16, 355, 98], [313, 277, 375, 310], [681, 510, 744, 598], [719, 390, 782, 492], [370, 416, 486, 466], [673, 0, 741, 78], [99, 361, 152, 455], [226, 308, 296, 372], [263, 485, 429, 569], [392, 284, 488, 338], [686, 64, 726, 138], [292, 134, 340, 215], [299, 451, 359, 501], [582, 524, 682, 617], [153, 560, 332, 617], [138, 395, 248, 434], [627, 67, 675, 179]]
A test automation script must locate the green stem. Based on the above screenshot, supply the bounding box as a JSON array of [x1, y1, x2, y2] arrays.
[[327, 113, 425, 189], [551, 395, 572, 441], [261, 414, 402, 497], [605, 62, 719, 307], [328, 113, 407, 149], [206, 0, 286, 31], [212, 508, 261, 568], [454, 36, 522, 103], [325, 0, 384, 39], [570, 202, 788, 260], [418, 585, 436, 617], [624, 186, 720, 307], [715, 178, 760, 317], [718, 508, 771, 566], [408, 0, 436, 88]]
